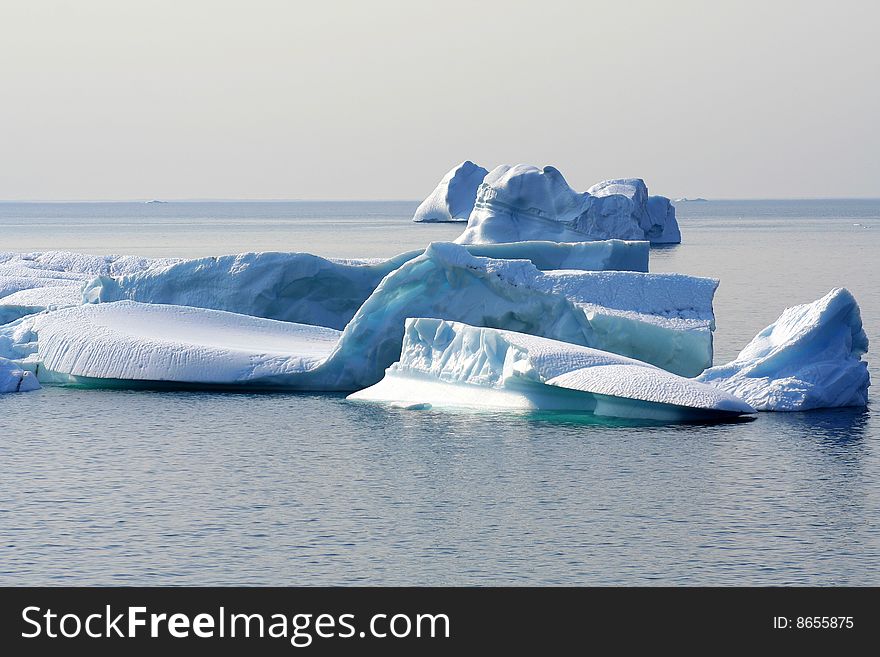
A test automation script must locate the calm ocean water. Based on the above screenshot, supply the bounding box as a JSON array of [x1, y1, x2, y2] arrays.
[[1, 199, 878, 585]]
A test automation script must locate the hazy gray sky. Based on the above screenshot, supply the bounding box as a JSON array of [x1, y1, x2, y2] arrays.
[[1, 0, 878, 200]]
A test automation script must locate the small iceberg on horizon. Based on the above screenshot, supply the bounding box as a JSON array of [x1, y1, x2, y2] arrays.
[[349, 318, 754, 422]]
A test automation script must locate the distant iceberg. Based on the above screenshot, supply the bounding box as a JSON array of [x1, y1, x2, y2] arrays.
[[412, 161, 489, 223], [349, 318, 753, 422], [583, 179, 680, 243], [0, 356, 39, 394], [454, 165, 681, 245], [698, 288, 870, 410], [5, 243, 715, 390]]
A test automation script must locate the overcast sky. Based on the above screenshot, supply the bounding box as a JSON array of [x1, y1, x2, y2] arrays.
[[1, 0, 878, 200]]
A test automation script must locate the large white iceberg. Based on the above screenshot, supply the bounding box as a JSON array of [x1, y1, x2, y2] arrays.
[[30, 302, 340, 388], [412, 161, 489, 223], [8, 243, 715, 390], [349, 318, 753, 422], [0, 356, 40, 394], [454, 165, 681, 245], [698, 288, 870, 411], [82, 240, 649, 330]]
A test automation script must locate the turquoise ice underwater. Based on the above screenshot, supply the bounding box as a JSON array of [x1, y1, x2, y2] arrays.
[[1, 198, 878, 584]]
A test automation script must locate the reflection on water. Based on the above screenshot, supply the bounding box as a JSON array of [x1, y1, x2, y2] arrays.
[[760, 407, 870, 444], [2, 387, 877, 585]]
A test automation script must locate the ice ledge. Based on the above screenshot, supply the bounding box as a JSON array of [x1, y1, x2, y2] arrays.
[[349, 318, 753, 422]]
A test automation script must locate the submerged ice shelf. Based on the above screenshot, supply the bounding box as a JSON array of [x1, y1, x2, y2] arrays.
[[349, 318, 754, 422]]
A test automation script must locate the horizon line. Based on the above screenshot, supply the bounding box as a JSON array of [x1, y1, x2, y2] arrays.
[[1, 196, 880, 204]]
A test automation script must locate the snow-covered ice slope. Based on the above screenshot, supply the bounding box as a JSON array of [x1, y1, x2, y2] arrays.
[[11, 243, 713, 390], [32, 302, 340, 387], [0, 356, 40, 393], [698, 288, 870, 410], [455, 165, 681, 245], [82, 241, 649, 329], [412, 161, 489, 222], [0, 251, 173, 323], [349, 318, 753, 422]]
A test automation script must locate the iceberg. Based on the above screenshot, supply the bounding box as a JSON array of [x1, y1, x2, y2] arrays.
[[584, 179, 680, 244], [454, 165, 681, 245], [0, 251, 173, 322], [0, 356, 39, 394], [698, 288, 870, 411], [455, 165, 592, 244], [349, 318, 754, 422], [412, 161, 489, 222], [0, 250, 173, 280], [12, 243, 714, 390], [0, 242, 645, 329], [82, 241, 649, 330], [647, 196, 681, 244], [31, 302, 341, 387]]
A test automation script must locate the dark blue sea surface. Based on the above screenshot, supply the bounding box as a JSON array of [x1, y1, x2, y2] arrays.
[[1, 199, 878, 584]]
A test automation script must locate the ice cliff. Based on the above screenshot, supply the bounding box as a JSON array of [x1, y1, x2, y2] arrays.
[[349, 318, 753, 422], [82, 241, 649, 330], [412, 161, 489, 222], [698, 288, 870, 410]]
